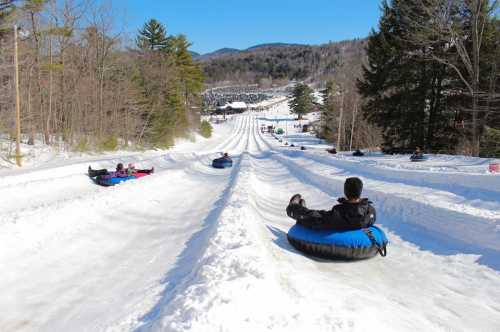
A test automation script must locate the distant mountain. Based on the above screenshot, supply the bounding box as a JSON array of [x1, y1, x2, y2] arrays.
[[189, 50, 200, 57], [245, 43, 306, 51], [194, 43, 308, 61], [196, 48, 241, 61], [199, 38, 368, 85]]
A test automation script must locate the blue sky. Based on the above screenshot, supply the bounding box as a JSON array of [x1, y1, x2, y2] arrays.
[[118, 0, 382, 54]]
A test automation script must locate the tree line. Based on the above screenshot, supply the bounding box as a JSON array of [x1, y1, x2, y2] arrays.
[[290, 0, 500, 157], [358, 0, 500, 156], [0, 0, 204, 157], [201, 40, 367, 88], [289, 81, 382, 151]]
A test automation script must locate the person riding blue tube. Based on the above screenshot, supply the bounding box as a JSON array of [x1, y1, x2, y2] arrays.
[[212, 152, 233, 168], [286, 177, 376, 231]]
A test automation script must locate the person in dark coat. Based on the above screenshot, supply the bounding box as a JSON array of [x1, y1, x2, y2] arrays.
[[286, 177, 376, 231], [88, 163, 128, 178], [411, 146, 423, 159], [217, 152, 232, 162], [352, 149, 364, 156]]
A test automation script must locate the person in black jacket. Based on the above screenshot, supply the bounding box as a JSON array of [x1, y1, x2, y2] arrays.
[[286, 177, 376, 231]]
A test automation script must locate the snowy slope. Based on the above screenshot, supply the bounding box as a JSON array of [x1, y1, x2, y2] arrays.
[[1, 105, 499, 332]]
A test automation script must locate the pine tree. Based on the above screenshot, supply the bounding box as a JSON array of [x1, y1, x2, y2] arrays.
[[172, 34, 204, 106], [394, 0, 500, 155], [0, 0, 16, 37], [136, 19, 169, 51], [133, 20, 204, 148], [0, 0, 15, 15], [288, 83, 314, 120], [319, 81, 337, 140], [357, 0, 460, 152]]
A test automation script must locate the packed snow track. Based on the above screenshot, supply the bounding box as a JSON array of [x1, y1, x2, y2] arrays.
[[1, 112, 499, 332]]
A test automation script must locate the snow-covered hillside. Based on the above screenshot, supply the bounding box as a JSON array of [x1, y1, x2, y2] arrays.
[[1, 103, 499, 332]]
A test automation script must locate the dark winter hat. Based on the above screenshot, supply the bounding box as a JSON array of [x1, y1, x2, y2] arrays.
[[344, 177, 363, 199], [117, 163, 124, 171]]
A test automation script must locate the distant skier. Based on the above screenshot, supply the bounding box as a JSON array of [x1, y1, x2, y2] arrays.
[[286, 177, 376, 231]]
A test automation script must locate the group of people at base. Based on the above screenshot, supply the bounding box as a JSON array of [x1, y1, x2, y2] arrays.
[[286, 177, 376, 231], [88, 163, 154, 179]]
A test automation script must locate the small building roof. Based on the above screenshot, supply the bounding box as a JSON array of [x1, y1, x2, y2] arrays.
[[216, 102, 248, 110], [229, 102, 247, 109]]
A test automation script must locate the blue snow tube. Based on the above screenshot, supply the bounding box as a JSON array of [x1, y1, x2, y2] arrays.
[[95, 175, 137, 186], [410, 154, 428, 162], [212, 157, 233, 169], [287, 224, 388, 260]]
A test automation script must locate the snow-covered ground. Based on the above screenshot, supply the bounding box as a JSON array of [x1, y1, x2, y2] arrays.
[[1, 102, 499, 332]]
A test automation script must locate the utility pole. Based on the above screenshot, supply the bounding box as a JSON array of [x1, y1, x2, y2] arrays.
[[14, 24, 22, 167], [337, 91, 344, 150], [349, 102, 357, 151]]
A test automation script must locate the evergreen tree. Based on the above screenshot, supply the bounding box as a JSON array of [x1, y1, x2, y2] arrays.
[[136, 19, 169, 51], [0, 0, 15, 15], [0, 0, 15, 35], [172, 34, 204, 106], [480, 127, 500, 157], [389, 0, 500, 155], [134, 19, 204, 148], [358, 0, 460, 152], [319, 81, 337, 140], [288, 83, 314, 120], [150, 82, 185, 147]]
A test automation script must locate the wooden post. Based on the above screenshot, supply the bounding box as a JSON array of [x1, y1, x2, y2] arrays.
[[337, 91, 344, 150], [349, 102, 357, 151], [14, 24, 22, 167]]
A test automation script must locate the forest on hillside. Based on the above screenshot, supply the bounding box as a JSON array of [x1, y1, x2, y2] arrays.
[[358, 0, 500, 156], [200, 39, 379, 151], [1, 0, 499, 158], [0, 0, 203, 157], [201, 39, 367, 87], [201, 0, 500, 157]]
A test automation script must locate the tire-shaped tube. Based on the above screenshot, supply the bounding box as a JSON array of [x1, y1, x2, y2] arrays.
[[287, 224, 388, 260], [410, 155, 428, 162], [95, 175, 136, 186], [212, 158, 233, 169], [94, 172, 151, 186]]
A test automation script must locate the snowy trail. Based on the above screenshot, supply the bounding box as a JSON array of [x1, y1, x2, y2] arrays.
[[248, 125, 500, 331], [134, 115, 500, 332], [2, 112, 500, 332], [0, 115, 245, 223], [288, 150, 500, 207], [264, 148, 500, 269], [1, 116, 250, 331]]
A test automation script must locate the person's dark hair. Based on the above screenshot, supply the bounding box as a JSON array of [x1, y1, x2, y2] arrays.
[[116, 163, 124, 171], [223, 153, 228, 157], [344, 177, 363, 200]]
